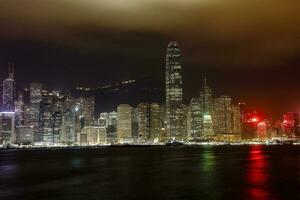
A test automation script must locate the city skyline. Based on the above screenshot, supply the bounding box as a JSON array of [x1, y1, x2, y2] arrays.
[[0, 2, 299, 200]]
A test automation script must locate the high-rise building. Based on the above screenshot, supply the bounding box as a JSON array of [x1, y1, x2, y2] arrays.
[[117, 104, 133, 143], [213, 96, 233, 134], [149, 103, 161, 141], [186, 105, 192, 139], [29, 83, 43, 142], [107, 111, 118, 144], [80, 126, 106, 145], [199, 77, 214, 136], [16, 125, 34, 144], [137, 103, 150, 140], [282, 112, 299, 137], [165, 41, 184, 139], [190, 97, 202, 138], [98, 112, 109, 128], [0, 112, 15, 144], [15, 91, 25, 126], [60, 97, 77, 143], [2, 63, 16, 112], [232, 105, 241, 134]]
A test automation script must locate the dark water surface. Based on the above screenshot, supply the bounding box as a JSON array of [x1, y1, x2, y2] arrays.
[[0, 146, 299, 200]]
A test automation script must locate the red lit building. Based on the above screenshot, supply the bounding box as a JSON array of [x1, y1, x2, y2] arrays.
[[282, 112, 299, 137], [241, 111, 261, 140]]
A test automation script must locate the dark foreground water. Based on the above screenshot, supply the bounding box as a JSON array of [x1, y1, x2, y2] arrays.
[[0, 146, 299, 200]]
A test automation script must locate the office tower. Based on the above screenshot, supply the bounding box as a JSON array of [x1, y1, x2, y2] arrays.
[[149, 103, 161, 141], [15, 91, 25, 126], [108, 111, 117, 126], [107, 111, 118, 144], [238, 102, 247, 123], [132, 108, 139, 139], [39, 95, 63, 144], [199, 77, 214, 136], [80, 126, 106, 145], [232, 105, 241, 134], [98, 112, 109, 128], [182, 104, 188, 138], [160, 104, 167, 139], [29, 83, 43, 142], [186, 106, 192, 139], [2, 63, 16, 112], [283, 112, 298, 137], [16, 125, 34, 144], [137, 103, 150, 140], [242, 111, 260, 139], [60, 97, 76, 143], [190, 97, 202, 138], [0, 112, 15, 144], [76, 96, 95, 127], [213, 96, 233, 134], [117, 104, 133, 143], [39, 97, 53, 143], [257, 121, 267, 140], [165, 41, 184, 139]]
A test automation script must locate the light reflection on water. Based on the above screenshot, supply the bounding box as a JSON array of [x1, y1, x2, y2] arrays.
[[246, 145, 274, 200], [0, 146, 298, 200]]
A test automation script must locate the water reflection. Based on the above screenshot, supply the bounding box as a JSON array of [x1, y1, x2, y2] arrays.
[[201, 146, 216, 173], [200, 146, 217, 199], [246, 146, 273, 200]]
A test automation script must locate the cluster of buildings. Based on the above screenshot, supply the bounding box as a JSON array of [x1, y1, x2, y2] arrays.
[[0, 42, 299, 146]]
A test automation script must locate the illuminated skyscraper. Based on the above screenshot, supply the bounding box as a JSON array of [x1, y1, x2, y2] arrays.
[[137, 103, 150, 140], [15, 91, 24, 126], [283, 112, 299, 137], [199, 77, 214, 136], [190, 97, 202, 138], [117, 104, 133, 143], [0, 112, 15, 144], [165, 41, 184, 139], [2, 63, 16, 112], [149, 103, 161, 141], [213, 96, 233, 134], [232, 105, 241, 134], [29, 83, 43, 142]]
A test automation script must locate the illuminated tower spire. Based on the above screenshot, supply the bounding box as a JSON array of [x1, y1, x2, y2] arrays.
[[199, 76, 214, 136], [2, 62, 16, 111]]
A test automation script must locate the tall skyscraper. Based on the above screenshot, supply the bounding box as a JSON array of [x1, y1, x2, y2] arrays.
[[165, 41, 184, 139], [199, 77, 214, 136], [0, 112, 15, 144], [2, 62, 16, 112], [213, 96, 233, 134], [232, 105, 241, 134], [149, 103, 161, 141], [137, 103, 150, 140], [117, 104, 133, 143], [29, 83, 43, 142], [190, 97, 202, 138], [15, 91, 25, 126]]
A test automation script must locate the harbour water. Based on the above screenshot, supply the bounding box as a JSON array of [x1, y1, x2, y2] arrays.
[[0, 146, 299, 200]]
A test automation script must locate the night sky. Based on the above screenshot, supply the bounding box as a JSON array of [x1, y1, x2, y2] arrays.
[[0, 0, 300, 118]]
